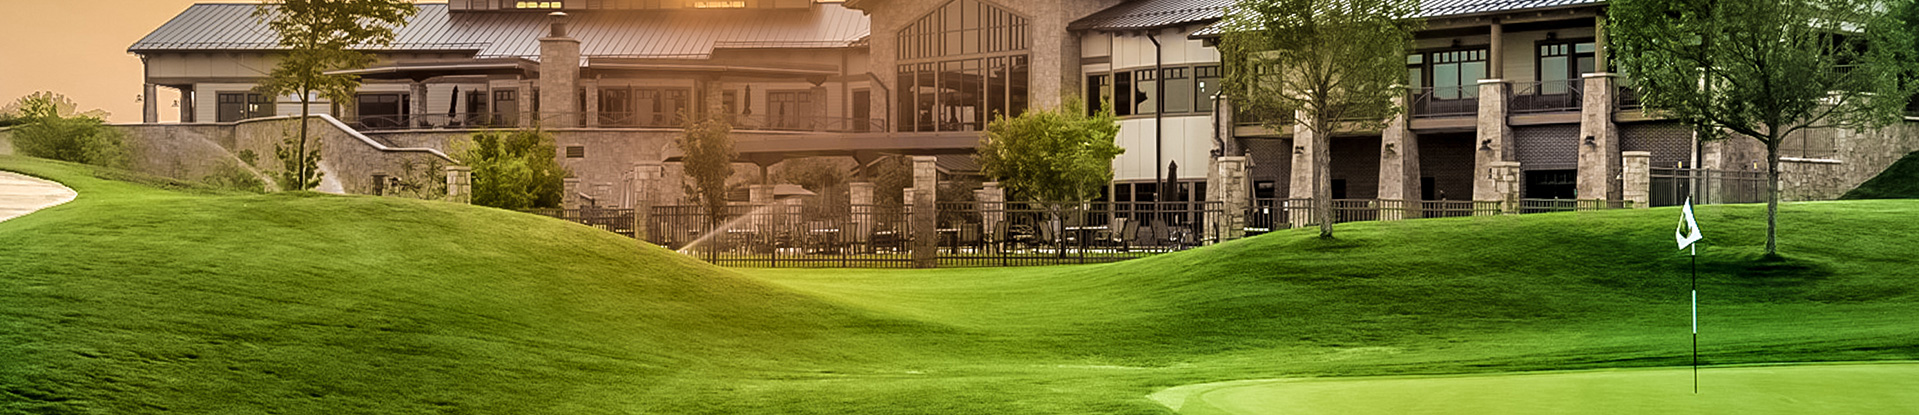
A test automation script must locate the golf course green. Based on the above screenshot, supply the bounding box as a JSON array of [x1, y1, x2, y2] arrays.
[[3, 154, 1916, 414], [1157, 362, 1919, 415]]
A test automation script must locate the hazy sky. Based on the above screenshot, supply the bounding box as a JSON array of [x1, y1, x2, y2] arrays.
[[0, 1, 437, 123]]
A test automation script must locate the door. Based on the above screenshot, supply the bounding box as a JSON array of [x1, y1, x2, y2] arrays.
[[852, 90, 871, 132], [768, 91, 810, 130], [356, 94, 407, 129]]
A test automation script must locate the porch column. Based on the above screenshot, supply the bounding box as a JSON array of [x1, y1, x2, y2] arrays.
[[517, 80, 535, 128], [538, 12, 581, 128], [1489, 22, 1505, 79], [1474, 79, 1515, 207], [1622, 151, 1652, 208], [1378, 89, 1419, 220], [444, 166, 472, 204], [410, 81, 430, 128], [583, 78, 600, 128], [1211, 157, 1249, 241], [909, 156, 938, 268], [1577, 73, 1621, 203], [143, 83, 159, 123], [1287, 110, 1319, 228]]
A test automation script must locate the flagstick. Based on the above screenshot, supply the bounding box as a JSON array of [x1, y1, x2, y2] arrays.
[[1691, 244, 1698, 394]]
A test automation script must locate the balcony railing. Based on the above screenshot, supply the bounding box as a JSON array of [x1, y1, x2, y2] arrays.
[[1617, 83, 1644, 110], [348, 112, 886, 133], [1510, 80, 1583, 114], [1411, 86, 1478, 118]]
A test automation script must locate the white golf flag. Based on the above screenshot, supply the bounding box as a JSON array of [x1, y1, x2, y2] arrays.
[[1676, 198, 1703, 252]]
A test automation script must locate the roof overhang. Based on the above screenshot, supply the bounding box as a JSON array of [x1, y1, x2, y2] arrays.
[[325, 58, 539, 80], [585, 58, 842, 78]]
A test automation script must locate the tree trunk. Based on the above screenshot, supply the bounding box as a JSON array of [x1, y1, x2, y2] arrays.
[[297, 91, 312, 191], [1314, 118, 1333, 238], [1765, 140, 1781, 256]]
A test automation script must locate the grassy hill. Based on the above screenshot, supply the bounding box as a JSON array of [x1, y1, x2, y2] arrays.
[[4, 154, 1916, 414], [1841, 151, 1919, 199]]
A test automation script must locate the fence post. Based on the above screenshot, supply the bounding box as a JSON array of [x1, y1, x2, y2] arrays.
[[1212, 157, 1250, 238], [1480, 161, 1523, 215], [1622, 151, 1651, 209], [849, 181, 874, 251], [562, 177, 582, 209], [979, 182, 1005, 249], [910, 156, 938, 268], [444, 166, 472, 204]]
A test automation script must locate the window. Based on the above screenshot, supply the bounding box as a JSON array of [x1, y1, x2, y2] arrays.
[[852, 90, 871, 132], [1537, 41, 1597, 95], [565, 146, 586, 158], [1133, 69, 1157, 115], [1195, 66, 1221, 113], [635, 88, 689, 127], [768, 91, 813, 130], [1406, 54, 1424, 89], [465, 90, 488, 122], [1086, 74, 1109, 116], [895, 0, 1029, 132], [1162, 67, 1192, 113], [1421, 49, 1488, 99], [693, 1, 745, 7], [599, 88, 633, 126], [516, 1, 563, 8], [1524, 170, 1577, 199], [216, 92, 274, 122], [355, 93, 407, 128], [493, 90, 518, 125], [1113, 72, 1132, 116]]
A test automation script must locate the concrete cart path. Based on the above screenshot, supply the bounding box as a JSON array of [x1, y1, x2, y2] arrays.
[[0, 170, 78, 222]]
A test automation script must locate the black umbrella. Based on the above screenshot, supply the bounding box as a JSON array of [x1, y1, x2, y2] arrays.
[[449, 86, 460, 124]]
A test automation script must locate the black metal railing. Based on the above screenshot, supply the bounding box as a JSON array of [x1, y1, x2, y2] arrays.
[[1411, 86, 1478, 118], [1650, 168, 1767, 207], [348, 112, 887, 133], [1511, 80, 1584, 114], [1617, 83, 1644, 110]]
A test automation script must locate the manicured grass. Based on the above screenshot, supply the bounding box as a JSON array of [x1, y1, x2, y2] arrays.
[[1841, 150, 1919, 199], [4, 153, 1917, 414], [1164, 362, 1919, 415]]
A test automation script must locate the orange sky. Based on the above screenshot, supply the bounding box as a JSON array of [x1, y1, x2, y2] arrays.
[[0, 1, 438, 124]]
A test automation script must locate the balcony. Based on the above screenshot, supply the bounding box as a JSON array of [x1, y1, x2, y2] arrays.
[[347, 112, 886, 133], [1510, 80, 1582, 114], [1411, 86, 1478, 118]]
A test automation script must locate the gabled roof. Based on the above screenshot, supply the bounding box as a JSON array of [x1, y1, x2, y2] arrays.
[[130, 3, 873, 60], [1188, 0, 1604, 37], [1068, 0, 1233, 31]]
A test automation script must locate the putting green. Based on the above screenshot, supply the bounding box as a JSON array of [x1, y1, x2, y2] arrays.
[[1157, 363, 1919, 415]]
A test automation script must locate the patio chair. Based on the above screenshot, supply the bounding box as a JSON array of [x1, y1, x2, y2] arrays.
[[1117, 219, 1140, 252]]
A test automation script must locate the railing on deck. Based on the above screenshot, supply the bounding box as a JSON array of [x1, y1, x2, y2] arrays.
[[1650, 168, 1767, 207], [1411, 86, 1478, 118], [349, 112, 885, 133], [1511, 80, 1584, 114]]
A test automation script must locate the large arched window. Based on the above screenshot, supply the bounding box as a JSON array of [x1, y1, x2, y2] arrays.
[[895, 0, 1028, 132]]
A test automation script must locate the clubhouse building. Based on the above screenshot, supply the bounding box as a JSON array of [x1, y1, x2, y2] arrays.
[[127, 0, 1919, 207]]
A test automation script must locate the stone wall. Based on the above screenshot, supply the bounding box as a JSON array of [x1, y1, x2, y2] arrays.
[[1703, 120, 1919, 201], [78, 116, 456, 195], [366, 128, 679, 207]]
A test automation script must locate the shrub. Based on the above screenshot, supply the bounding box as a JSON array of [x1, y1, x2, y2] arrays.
[[11, 114, 130, 168], [454, 129, 566, 209]]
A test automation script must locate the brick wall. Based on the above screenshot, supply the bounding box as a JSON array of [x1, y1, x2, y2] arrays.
[[1419, 132, 1475, 201]]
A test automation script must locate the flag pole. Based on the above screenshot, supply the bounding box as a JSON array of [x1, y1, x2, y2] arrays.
[[1691, 244, 1698, 394]]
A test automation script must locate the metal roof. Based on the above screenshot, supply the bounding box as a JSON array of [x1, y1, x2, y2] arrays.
[[130, 4, 481, 52], [1188, 0, 1604, 37], [130, 3, 872, 60], [1069, 0, 1233, 31]]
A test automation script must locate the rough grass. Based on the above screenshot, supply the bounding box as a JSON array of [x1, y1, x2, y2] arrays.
[[3, 154, 1917, 414], [1840, 150, 1919, 199]]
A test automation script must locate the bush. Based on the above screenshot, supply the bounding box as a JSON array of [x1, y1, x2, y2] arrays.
[[454, 129, 566, 209], [12, 115, 130, 168]]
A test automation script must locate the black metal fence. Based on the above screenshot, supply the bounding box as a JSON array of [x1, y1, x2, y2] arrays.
[[526, 208, 637, 239], [930, 201, 1225, 267], [647, 203, 914, 268], [1651, 168, 1767, 207]]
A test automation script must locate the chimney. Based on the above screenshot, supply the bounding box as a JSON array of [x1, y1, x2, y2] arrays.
[[539, 11, 581, 127]]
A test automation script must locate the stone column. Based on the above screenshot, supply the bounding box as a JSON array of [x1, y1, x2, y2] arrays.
[[1378, 90, 1419, 220], [910, 156, 938, 268], [563, 177, 582, 209], [978, 182, 1005, 244], [1483, 161, 1523, 214], [1474, 79, 1515, 204], [1622, 151, 1652, 208], [1287, 110, 1318, 228], [410, 81, 430, 128], [539, 12, 581, 128], [143, 83, 159, 123], [849, 181, 875, 245], [444, 166, 472, 204], [583, 78, 600, 128], [749, 184, 773, 205], [1211, 157, 1249, 241], [1578, 73, 1621, 204], [749, 184, 774, 238], [631, 162, 661, 241], [517, 80, 535, 128]]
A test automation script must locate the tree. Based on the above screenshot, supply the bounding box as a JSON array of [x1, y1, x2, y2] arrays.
[[253, 0, 418, 190], [1611, 0, 1919, 256], [978, 99, 1123, 215], [1219, 0, 1421, 238], [454, 129, 567, 209], [679, 115, 736, 227], [5, 92, 128, 167]]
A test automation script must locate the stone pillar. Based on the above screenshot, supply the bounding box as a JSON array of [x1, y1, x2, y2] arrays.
[[1210, 157, 1249, 241], [902, 188, 916, 206], [631, 162, 661, 241], [1378, 90, 1419, 220], [1577, 73, 1621, 203], [143, 83, 159, 123], [1287, 110, 1319, 228], [410, 81, 430, 128], [1482, 161, 1523, 214], [909, 156, 938, 268], [583, 78, 600, 128], [517, 80, 535, 128], [539, 12, 581, 128], [563, 177, 582, 209], [849, 181, 875, 245], [749, 183, 774, 238], [749, 184, 774, 205], [978, 182, 1005, 244], [1622, 151, 1652, 208], [1474, 79, 1515, 203], [444, 166, 472, 204]]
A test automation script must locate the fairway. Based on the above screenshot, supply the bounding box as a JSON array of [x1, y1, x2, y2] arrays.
[[1163, 363, 1919, 415]]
